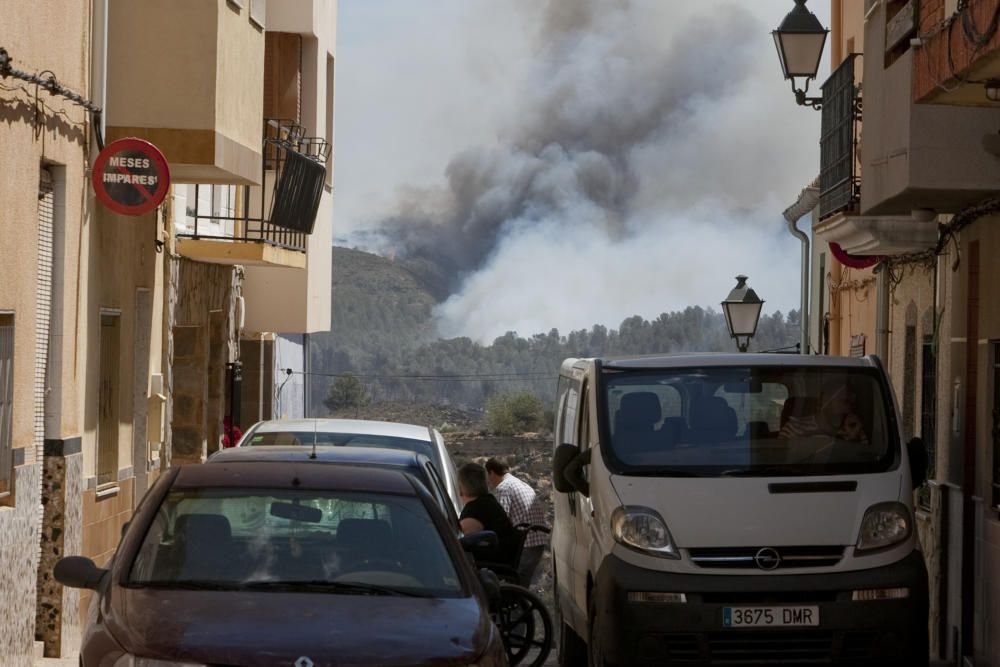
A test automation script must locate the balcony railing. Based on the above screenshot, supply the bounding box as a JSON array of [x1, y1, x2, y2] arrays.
[[819, 55, 862, 221], [178, 119, 330, 253]]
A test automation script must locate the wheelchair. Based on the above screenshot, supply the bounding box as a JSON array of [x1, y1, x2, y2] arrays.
[[472, 523, 553, 667]]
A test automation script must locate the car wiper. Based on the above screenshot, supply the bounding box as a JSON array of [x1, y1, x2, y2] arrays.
[[126, 580, 240, 591], [239, 580, 434, 597], [641, 468, 705, 477]]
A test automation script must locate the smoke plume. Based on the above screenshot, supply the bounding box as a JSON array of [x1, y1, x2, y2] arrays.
[[342, 0, 820, 341]]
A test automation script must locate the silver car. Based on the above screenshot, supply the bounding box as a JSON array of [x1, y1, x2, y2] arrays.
[[236, 418, 462, 512]]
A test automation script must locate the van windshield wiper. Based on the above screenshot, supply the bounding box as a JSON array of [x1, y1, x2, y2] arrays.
[[239, 580, 434, 597], [719, 466, 816, 477]]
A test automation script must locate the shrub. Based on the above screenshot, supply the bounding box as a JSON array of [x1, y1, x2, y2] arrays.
[[486, 391, 545, 436], [323, 373, 370, 413]]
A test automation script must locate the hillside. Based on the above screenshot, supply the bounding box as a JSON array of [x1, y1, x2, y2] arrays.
[[308, 247, 801, 416]]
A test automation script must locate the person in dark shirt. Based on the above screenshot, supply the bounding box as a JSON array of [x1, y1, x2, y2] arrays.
[[458, 462, 518, 567]]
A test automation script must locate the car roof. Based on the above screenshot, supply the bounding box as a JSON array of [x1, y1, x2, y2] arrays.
[[209, 446, 427, 468], [171, 460, 418, 495], [249, 418, 433, 441], [583, 353, 880, 371]]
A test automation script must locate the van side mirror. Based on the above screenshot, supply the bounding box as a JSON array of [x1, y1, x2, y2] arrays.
[[54, 556, 107, 591], [907, 437, 928, 489], [553, 443, 591, 497]]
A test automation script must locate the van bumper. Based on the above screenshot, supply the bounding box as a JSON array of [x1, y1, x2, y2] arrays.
[[592, 549, 928, 666]]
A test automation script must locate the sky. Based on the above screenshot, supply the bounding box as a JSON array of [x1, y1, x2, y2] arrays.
[[333, 0, 831, 343]]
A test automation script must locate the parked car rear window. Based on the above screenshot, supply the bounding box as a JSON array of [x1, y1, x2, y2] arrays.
[[246, 431, 434, 460], [127, 488, 463, 597], [602, 366, 897, 477]]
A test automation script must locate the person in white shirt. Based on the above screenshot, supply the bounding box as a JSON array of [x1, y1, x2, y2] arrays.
[[485, 457, 548, 586]]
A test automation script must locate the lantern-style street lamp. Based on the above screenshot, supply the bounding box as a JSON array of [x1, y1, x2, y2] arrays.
[[722, 275, 764, 353], [773, 0, 829, 109]]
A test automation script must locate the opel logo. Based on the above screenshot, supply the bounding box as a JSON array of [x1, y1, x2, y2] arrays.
[[295, 657, 314, 667], [754, 547, 782, 571]]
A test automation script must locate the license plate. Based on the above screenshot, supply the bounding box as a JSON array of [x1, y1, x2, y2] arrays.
[[722, 606, 819, 628]]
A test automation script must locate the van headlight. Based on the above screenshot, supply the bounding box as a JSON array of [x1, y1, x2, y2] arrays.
[[856, 502, 911, 552], [611, 506, 679, 559]]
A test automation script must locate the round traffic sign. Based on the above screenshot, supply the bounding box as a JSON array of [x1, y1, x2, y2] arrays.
[[92, 138, 171, 216]]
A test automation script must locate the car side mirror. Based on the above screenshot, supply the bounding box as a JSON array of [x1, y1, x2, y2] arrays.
[[460, 530, 498, 553], [54, 556, 107, 591], [907, 437, 928, 489], [553, 443, 591, 497]]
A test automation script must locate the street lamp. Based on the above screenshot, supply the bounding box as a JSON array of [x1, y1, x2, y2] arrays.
[[773, 0, 829, 110], [722, 275, 764, 353]]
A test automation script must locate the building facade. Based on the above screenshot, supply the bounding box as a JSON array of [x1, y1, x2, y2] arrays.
[[0, 1, 336, 661], [790, 1, 1000, 663]]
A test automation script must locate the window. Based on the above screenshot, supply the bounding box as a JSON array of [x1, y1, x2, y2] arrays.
[[992, 343, 1000, 510], [325, 54, 335, 186], [917, 337, 937, 510], [0, 313, 13, 498], [96, 312, 121, 488], [128, 488, 463, 596], [602, 366, 894, 477]]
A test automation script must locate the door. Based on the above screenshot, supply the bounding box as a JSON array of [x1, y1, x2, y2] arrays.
[[552, 374, 582, 626], [571, 378, 595, 616]]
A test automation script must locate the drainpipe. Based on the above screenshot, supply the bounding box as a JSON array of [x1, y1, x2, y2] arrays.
[[90, 0, 108, 146], [875, 267, 889, 360], [782, 181, 819, 355]]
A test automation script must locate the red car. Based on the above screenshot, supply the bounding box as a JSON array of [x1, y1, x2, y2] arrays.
[[56, 461, 507, 666]]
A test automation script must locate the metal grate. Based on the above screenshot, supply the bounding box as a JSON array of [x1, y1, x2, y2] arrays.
[[708, 630, 833, 664], [819, 55, 862, 220], [178, 119, 330, 253], [689, 546, 845, 570]]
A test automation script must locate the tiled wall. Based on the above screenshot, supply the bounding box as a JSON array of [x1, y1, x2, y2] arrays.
[[0, 462, 42, 667], [79, 478, 133, 623]]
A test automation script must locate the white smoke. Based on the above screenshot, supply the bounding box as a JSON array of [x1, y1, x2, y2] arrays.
[[337, 0, 823, 342]]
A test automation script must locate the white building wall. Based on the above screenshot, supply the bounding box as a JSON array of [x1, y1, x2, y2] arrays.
[[273, 334, 305, 419]]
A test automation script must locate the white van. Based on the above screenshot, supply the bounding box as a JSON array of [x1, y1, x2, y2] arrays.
[[550, 354, 929, 667]]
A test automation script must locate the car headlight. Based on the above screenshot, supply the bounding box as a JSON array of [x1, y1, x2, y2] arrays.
[[611, 506, 679, 559], [856, 502, 911, 552], [113, 656, 208, 667]]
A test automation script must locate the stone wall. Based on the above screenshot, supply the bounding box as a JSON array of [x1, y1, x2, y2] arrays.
[[35, 450, 82, 657], [0, 463, 42, 667]]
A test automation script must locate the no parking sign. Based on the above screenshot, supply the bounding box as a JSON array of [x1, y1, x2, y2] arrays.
[[92, 138, 170, 216]]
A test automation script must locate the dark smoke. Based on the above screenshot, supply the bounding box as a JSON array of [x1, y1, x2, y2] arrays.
[[373, 0, 762, 292]]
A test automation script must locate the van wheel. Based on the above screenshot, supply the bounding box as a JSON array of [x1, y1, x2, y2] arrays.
[[587, 595, 609, 667], [557, 616, 587, 666], [553, 569, 586, 666]]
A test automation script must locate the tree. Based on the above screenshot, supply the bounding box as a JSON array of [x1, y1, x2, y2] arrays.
[[323, 373, 370, 413], [485, 391, 546, 436]]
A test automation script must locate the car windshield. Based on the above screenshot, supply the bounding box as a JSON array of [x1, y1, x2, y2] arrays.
[[127, 488, 463, 597], [246, 430, 434, 459], [602, 366, 896, 477]]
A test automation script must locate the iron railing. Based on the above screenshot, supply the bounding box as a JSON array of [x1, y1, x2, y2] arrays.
[[178, 119, 330, 253], [819, 54, 862, 220]]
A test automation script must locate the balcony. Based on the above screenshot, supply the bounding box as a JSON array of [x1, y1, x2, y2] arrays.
[[105, 0, 264, 184], [913, 0, 1000, 105], [857, 0, 1000, 217], [819, 55, 862, 221], [176, 120, 329, 269]]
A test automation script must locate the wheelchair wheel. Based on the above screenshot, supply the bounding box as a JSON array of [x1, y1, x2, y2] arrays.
[[494, 582, 553, 667]]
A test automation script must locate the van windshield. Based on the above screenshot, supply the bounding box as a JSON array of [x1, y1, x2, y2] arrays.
[[601, 366, 897, 477]]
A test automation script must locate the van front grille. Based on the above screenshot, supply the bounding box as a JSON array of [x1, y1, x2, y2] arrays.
[[688, 545, 845, 570]]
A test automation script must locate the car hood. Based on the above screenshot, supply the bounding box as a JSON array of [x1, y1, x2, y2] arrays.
[[110, 588, 493, 666]]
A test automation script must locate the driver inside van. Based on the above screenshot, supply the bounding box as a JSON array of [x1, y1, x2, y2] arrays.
[[779, 379, 868, 444]]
